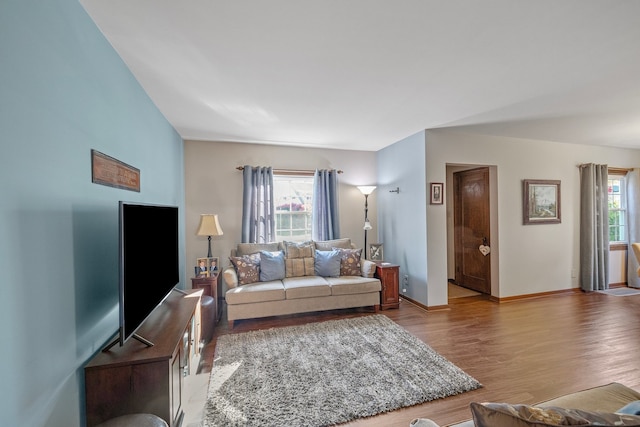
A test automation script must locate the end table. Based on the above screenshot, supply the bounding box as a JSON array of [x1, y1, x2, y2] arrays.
[[374, 262, 400, 310], [191, 270, 221, 322]]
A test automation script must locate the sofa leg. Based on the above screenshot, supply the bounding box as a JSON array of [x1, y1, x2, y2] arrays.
[[228, 320, 234, 329], [374, 304, 380, 312]]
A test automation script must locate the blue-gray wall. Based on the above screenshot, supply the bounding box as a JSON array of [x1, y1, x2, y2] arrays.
[[0, 1, 185, 426], [377, 131, 428, 304]]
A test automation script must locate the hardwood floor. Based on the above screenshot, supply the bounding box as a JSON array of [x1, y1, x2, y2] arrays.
[[200, 291, 640, 427]]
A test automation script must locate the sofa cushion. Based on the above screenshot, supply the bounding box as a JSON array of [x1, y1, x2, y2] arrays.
[[284, 240, 314, 258], [225, 281, 286, 305], [326, 276, 381, 296], [236, 242, 280, 256], [314, 238, 352, 251], [284, 241, 315, 277], [283, 276, 331, 299], [259, 250, 285, 281], [314, 249, 341, 277], [334, 247, 362, 276], [229, 253, 261, 285], [470, 402, 640, 427]]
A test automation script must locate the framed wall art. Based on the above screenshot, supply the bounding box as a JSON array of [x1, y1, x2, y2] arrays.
[[369, 243, 384, 261], [523, 179, 561, 225], [430, 182, 444, 205]]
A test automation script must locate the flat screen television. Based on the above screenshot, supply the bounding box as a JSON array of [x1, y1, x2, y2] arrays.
[[109, 201, 179, 349]]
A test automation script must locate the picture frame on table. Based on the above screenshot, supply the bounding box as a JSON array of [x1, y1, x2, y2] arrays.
[[195, 257, 213, 277], [430, 182, 444, 205], [369, 243, 384, 261], [209, 257, 219, 273], [522, 179, 561, 225]]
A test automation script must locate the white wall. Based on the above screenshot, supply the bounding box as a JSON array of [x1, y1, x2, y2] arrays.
[[424, 129, 640, 304], [183, 140, 378, 291]]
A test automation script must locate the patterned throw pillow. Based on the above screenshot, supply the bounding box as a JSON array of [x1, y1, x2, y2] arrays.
[[229, 253, 260, 285], [334, 247, 362, 276], [283, 241, 315, 277], [470, 402, 640, 427]]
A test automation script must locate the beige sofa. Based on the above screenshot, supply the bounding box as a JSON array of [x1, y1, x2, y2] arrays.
[[411, 382, 640, 427], [222, 238, 381, 328]]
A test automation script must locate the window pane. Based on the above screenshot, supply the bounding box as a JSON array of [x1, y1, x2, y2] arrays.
[[274, 176, 313, 242], [607, 175, 627, 243]]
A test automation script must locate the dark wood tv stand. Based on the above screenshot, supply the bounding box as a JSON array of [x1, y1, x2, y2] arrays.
[[84, 289, 202, 427]]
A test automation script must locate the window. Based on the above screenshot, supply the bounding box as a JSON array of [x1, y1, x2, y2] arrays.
[[608, 173, 627, 243], [274, 175, 314, 242]]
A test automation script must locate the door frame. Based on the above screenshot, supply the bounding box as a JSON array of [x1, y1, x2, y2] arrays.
[[445, 164, 499, 297]]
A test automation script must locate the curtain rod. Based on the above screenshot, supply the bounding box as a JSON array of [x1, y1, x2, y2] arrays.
[[236, 166, 343, 175], [577, 164, 632, 173]]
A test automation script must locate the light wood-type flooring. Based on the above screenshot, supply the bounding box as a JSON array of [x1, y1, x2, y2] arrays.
[[200, 290, 640, 427]]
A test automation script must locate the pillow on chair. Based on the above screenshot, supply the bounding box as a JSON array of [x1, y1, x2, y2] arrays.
[[470, 402, 640, 427]]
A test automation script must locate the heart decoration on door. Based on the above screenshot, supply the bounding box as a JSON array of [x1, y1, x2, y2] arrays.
[[478, 245, 491, 256]]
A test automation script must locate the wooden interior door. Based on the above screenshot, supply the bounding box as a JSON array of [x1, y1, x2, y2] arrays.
[[454, 167, 491, 294]]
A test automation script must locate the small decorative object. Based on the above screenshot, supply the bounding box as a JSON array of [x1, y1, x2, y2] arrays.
[[369, 243, 384, 261], [196, 214, 224, 257], [523, 179, 561, 225], [478, 244, 491, 256], [196, 257, 213, 277], [430, 182, 443, 205], [209, 257, 219, 272]]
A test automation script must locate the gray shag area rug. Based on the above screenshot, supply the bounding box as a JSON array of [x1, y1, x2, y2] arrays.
[[203, 315, 481, 427]]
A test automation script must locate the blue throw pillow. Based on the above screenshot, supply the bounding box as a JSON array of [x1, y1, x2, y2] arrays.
[[259, 250, 285, 281], [314, 250, 341, 277]]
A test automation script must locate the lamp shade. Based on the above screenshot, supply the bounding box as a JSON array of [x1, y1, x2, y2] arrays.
[[357, 185, 376, 195], [196, 214, 223, 237]]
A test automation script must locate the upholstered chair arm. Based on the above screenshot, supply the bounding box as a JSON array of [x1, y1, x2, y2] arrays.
[[361, 259, 376, 278], [222, 265, 239, 289]]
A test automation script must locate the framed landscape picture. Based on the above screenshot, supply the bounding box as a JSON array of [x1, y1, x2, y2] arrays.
[[523, 179, 561, 225]]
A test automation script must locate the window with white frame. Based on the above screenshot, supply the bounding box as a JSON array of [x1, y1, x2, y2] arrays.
[[608, 173, 627, 243], [274, 174, 314, 242]]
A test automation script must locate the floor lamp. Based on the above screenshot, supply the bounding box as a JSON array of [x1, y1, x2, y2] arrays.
[[357, 186, 376, 259]]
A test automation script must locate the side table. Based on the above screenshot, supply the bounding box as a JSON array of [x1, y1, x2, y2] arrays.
[[374, 262, 400, 310], [191, 271, 221, 322]]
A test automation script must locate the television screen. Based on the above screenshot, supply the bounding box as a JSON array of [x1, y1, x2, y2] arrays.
[[119, 202, 179, 345]]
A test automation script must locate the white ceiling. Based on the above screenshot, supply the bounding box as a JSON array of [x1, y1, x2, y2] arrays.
[[80, 0, 640, 152]]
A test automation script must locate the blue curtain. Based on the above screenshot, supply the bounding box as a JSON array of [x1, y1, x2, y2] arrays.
[[312, 169, 340, 241], [579, 163, 609, 291], [241, 166, 275, 243]]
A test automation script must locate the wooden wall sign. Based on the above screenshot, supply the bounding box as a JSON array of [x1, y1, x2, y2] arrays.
[[91, 150, 140, 192]]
